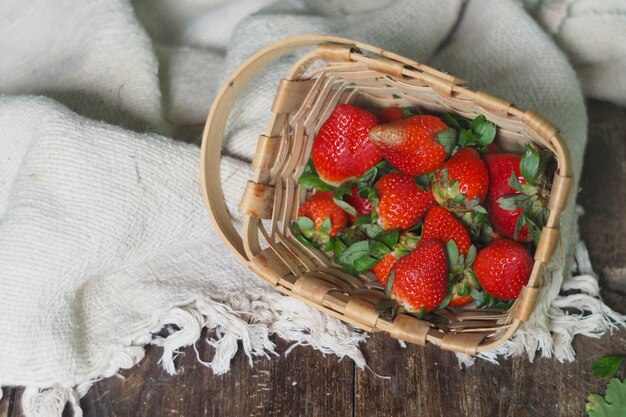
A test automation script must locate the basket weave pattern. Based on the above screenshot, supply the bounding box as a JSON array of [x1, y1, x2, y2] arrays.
[[201, 36, 574, 355]]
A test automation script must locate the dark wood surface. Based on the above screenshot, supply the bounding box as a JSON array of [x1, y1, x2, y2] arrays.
[[4, 101, 625, 417]]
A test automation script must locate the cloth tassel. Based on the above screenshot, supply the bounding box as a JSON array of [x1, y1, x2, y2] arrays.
[[22, 384, 82, 417], [149, 292, 366, 376]]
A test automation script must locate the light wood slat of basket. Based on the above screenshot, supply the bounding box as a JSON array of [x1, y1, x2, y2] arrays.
[[511, 286, 542, 322], [280, 232, 333, 270], [473, 91, 514, 117], [292, 273, 339, 306], [289, 122, 312, 182], [271, 79, 317, 114], [454, 325, 512, 333], [317, 267, 369, 289], [242, 217, 263, 262], [239, 181, 274, 219], [308, 270, 355, 293], [351, 54, 405, 77], [440, 332, 487, 355], [534, 227, 560, 263], [258, 226, 304, 277], [249, 247, 293, 286], [252, 135, 282, 171], [274, 229, 322, 272], [446, 320, 508, 330], [344, 297, 381, 329], [348, 288, 388, 305], [388, 314, 430, 346], [549, 173, 575, 213], [452, 312, 511, 321], [311, 82, 352, 134], [315, 43, 353, 62], [269, 176, 285, 239], [301, 75, 341, 129]]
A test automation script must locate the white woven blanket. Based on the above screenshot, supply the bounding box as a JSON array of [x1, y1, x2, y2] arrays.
[[1, 1, 625, 416]]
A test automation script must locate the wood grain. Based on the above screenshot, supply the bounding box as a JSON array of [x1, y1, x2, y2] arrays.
[[7, 100, 626, 417], [578, 100, 626, 306], [0, 388, 14, 417], [46, 338, 351, 417]]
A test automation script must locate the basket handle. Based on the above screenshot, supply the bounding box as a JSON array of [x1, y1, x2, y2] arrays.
[[200, 35, 464, 262]]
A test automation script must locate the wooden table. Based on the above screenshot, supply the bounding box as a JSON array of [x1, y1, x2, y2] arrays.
[[1, 101, 624, 417]]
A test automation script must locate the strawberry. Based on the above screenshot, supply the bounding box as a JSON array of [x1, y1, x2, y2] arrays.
[[297, 191, 348, 237], [374, 173, 435, 230], [373, 252, 396, 286], [377, 106, 420, 124], [442, 241, 479, 308], [485, 142, 502, 155], [343, 185, 372, 222], [473, 239, 533, 300], [485, 153, 528, 241], [389, 240, 448, 313], [311, 104, 380, 186], [485, 145, 551, 243], [449, 293, 474, 307], [368, 115, 449, 175], [422, 205, 472, 255], [432, 147, 489, 212]]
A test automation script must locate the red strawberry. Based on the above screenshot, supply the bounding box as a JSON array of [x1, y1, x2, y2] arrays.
[[421, 205, 472, 255], [485, 142, 502, 155], [390, 240, 448, 313], [484, 154, 529, 241], [378, 107, 420, 124], [368, 115, 449, 175], [373, 252, 396, 286], [297, 191, 348, 237], [449, 293, 473, 307], [374, 173, 435, 230], [484, 148, 550, 243], [343, 185, 372, 222], [473, 239, 533, 300], [432, 147, 489, 212], [311, 104, 380, 185]]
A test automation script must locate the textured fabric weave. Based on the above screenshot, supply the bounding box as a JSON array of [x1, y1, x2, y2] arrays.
[[1, 1, 625, 416]]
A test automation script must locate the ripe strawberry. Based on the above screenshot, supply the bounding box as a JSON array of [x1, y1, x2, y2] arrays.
[[378, 107, 420, 124], [432, 147, 489, 212], [373, 252, 396, 286], [485, 142, 502, 155], [485, 154, 528, 241], [374, 173, 435, 230], [449, 293, 473, 307], [485, 147, 550, 243], [368, 115, 449, 175], [473, 239, 533, 300], [390, 240, 448, 313], [297, 191, 348, 237], [311, 104, 380, 186], [343, 185, 372, 222], [421, 205, 472, 255]]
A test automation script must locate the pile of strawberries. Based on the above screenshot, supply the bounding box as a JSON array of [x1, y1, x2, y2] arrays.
[[293, 104, 552, 318]]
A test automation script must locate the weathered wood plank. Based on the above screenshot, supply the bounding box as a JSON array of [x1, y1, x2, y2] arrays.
[[23, 338, 353, 417], [0, 388, 14, 417], [578, 100, 626, 306], [355, 331, 625, 417]]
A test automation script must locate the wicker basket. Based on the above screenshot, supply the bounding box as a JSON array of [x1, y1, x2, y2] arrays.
[[200, 35, 574, 355]]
